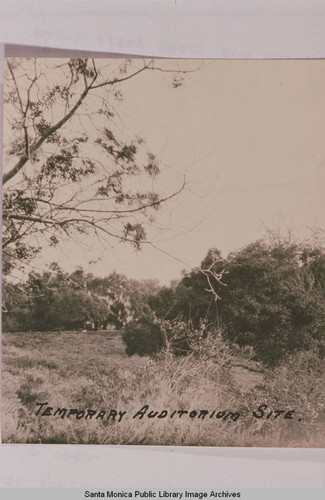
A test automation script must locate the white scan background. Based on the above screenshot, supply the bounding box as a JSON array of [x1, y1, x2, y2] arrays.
[[0, 0, 324, 490]]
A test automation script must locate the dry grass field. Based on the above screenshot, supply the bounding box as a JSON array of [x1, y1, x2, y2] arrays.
[[2, 330, 324, 446]]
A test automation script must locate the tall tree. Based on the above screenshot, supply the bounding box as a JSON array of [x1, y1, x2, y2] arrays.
[[148, 238, 325, 364], [2, 58, 187, 274]]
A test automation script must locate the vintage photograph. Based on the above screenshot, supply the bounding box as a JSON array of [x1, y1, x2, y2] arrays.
[[2, 57, 325, 446]]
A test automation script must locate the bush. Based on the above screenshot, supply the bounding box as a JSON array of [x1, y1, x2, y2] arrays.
[[123, 315, 164, 356], [149, 239, 325, 365], [122, 314, 207, 357], [220, 241, 325, 364]]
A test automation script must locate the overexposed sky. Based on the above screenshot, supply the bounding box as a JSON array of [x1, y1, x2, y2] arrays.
[[4, 59, 325, 284]]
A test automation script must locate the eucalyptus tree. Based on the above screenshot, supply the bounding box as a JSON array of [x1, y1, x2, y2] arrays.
[[2, 57, 188, 274]]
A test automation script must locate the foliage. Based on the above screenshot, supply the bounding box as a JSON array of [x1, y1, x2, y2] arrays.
[[123, 313, 215, 358], [220, 240, 325, 364], [2, 267, 156, 332], [149, 248, 226, 329], [123, 314, 164, 356], [148, 238, 325, 365], [4, 233, 325, 367], [2, 58, 186, 274]]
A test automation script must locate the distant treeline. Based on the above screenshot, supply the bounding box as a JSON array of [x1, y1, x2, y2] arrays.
[[2, 268, 160, 333], [3, 236, 325, 365]]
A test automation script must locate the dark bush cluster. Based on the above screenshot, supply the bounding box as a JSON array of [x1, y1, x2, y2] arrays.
[[2, 268, 158, 333], [124, 238, 325, 365], [122, 315, 164, 356]]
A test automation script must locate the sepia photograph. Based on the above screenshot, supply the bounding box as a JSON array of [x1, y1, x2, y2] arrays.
[[2, 57, 325, 447]]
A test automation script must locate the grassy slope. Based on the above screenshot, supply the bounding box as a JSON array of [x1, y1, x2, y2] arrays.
[[2, 330, 324, 446]]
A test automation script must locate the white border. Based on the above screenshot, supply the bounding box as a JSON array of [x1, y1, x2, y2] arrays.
[[1, 0, 325, 490], [1, 0, 325, 59]]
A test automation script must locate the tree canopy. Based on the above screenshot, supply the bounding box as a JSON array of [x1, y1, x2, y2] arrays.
[[145, 237, 325, 364], [2, 266, 158, 332], [2, 57, 187, 275]]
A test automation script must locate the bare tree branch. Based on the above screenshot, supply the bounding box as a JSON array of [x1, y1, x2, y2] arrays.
[[2, 57, 194, 275]]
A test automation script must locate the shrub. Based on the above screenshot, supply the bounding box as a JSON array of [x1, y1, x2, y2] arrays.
[[123, 315, 164, 356], [149, 239, 325, 365]]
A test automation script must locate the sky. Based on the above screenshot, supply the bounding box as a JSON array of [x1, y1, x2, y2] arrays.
[[4, 59, 325, 284]]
